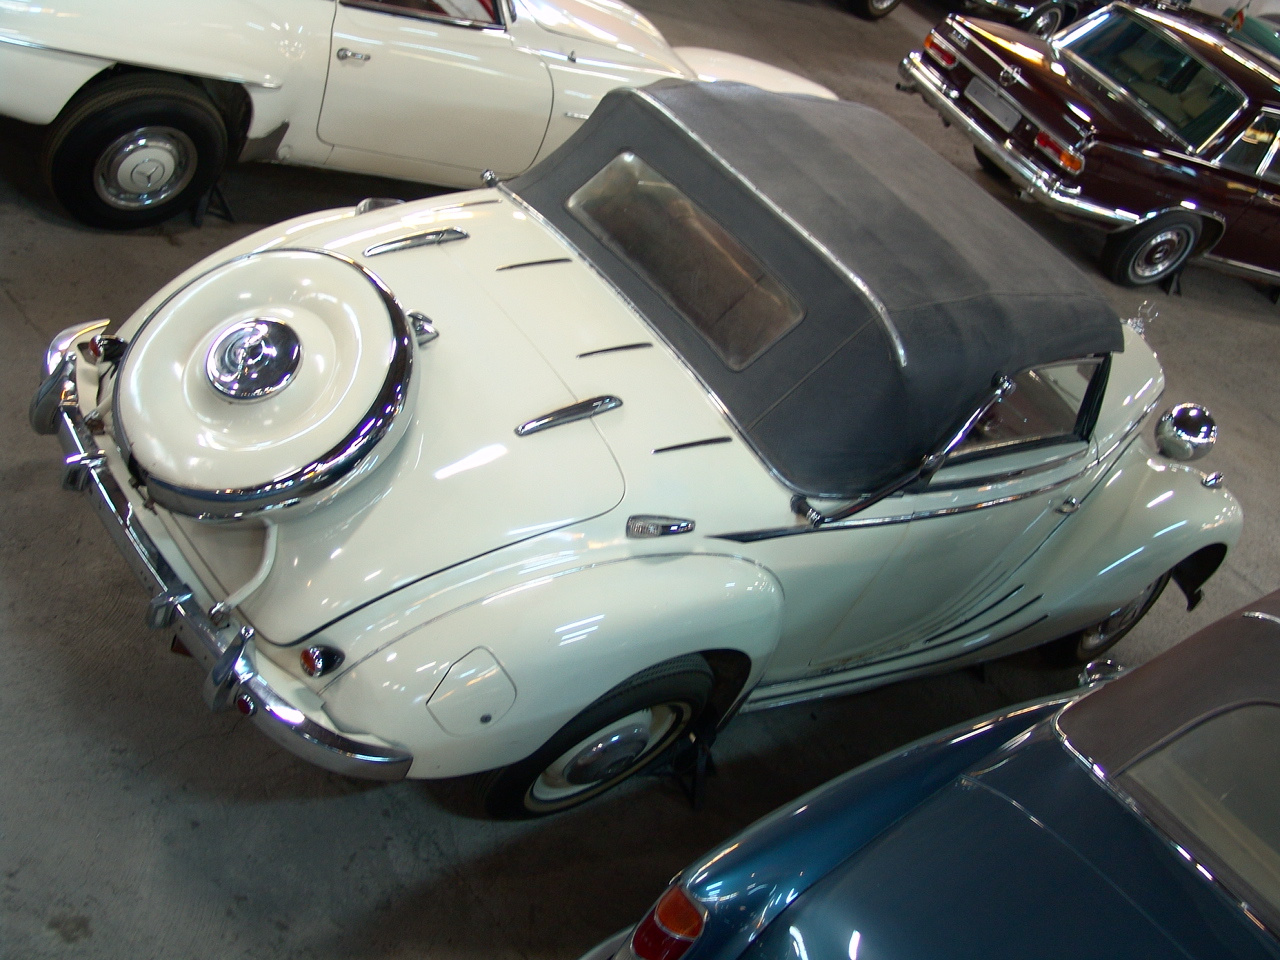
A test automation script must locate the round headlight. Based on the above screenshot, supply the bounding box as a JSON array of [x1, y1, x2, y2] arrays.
[[1155, 403, 1216, 461]]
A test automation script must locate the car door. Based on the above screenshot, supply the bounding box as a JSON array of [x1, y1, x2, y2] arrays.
[[808, 357, 1108, 670], [318, 0, 554, 177], [1211, 107, 1280, 274]]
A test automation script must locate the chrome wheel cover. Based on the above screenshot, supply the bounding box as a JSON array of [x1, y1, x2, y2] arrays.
[[1132, 227, 1193, 280], [1029, 7, 1062, 35], [527, 704, 687, 807], [1079, 578, 1165, 654], [94, 125, 196, 210]]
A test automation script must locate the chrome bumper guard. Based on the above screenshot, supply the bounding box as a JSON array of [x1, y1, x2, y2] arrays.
[[897, 52, 1140, 229], [31, 327, 412, 781]]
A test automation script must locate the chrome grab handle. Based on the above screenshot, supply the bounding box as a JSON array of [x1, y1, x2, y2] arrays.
[[336, 47, 370, 61]]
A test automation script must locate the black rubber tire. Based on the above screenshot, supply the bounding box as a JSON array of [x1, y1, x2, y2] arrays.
[[847, 0, 902, 19], [1025, 3, 1066, 37], [974, 145, 1010, 180], [42, 73, 228, 229], [475, 654, 714, 819], [1042, 572, 1171, 666], [1100, 213, 1201, 287]]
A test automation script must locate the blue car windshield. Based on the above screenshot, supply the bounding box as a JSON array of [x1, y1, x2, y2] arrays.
[[1119, 703, 1280, 931], [1060, 11, 1244, 150]]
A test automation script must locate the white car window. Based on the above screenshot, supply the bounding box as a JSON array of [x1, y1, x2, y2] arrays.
[[950, 358, 1104, 460], [341, 0, 502, 26]]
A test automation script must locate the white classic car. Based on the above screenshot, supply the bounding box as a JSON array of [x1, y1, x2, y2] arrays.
[[0, 0, 833, 228], [31, 82, 1240, 818]]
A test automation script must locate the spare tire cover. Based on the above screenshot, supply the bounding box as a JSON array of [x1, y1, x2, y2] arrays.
[[114, 249, 414, 520]]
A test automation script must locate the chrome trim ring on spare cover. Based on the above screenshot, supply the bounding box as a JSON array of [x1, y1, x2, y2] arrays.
[[112, 249, 415, 521]]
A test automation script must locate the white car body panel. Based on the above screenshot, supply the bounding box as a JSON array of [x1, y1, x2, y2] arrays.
[[0, 0, 831, 194]]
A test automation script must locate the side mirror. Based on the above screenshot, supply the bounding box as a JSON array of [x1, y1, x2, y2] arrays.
[[1155, 403, 1216, 461]]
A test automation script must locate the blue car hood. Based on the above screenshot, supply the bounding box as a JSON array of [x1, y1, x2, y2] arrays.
[[742, 773, 1181, 960]]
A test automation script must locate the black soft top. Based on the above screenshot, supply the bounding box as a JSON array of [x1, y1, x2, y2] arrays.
[[509, 81, 1122, 497]]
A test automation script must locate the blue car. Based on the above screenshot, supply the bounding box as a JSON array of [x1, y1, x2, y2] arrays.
[[581, 592, 1280, 960]]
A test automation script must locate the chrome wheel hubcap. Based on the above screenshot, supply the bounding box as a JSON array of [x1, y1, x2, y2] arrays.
[[1133, 228, 1191, 280], [528, 705, 685, 805], [94, 126, 196, 210], [1031, 9, 1061, 35], [1080, 578, 1164, 653]]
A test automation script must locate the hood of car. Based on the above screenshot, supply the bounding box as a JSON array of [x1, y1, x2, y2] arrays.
[[745, 772, 1187, 960], [953, 16, 1184, 149], [517, 0, 690, 74], [147, 196, 633, 643]]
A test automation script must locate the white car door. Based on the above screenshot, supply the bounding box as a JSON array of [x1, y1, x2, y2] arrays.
[[319, 0, 554, 177], [807, 357, 1108, 670]]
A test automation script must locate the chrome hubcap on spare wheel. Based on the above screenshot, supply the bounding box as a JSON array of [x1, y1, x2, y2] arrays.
[[205, 319, 303, 401], [94, 126, 196, 210]]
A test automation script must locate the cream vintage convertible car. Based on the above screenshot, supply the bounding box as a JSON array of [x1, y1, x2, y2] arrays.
[[0, 0, 832, 228], [31, 82, 1240, 817]]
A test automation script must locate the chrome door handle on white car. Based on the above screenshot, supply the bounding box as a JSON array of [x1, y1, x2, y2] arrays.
[[336, 48, 370, 61]]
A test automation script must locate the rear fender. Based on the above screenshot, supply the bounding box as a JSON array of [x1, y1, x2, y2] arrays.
[[320, 554, 782, 778]]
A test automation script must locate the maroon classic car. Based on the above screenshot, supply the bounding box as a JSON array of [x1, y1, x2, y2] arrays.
[[899, 4, 1280, 289]]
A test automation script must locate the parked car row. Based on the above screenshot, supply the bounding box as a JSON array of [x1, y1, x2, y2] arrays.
[[12, 2, 1276, 958]]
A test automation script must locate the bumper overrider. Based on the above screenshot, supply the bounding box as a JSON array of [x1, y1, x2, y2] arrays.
[[29, 322, 412, 781], [897, 51, 1139, 229]]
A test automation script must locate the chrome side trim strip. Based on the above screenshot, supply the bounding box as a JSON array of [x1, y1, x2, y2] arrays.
[[364, 227, 468, 257], [635, 89, 908, 368], [112, 249, 414, 521], [515, 395, 622, 436], [1198, 254, 1280, 284], [31, 350, 411, 779], [1243, 611, 1280, 626], [714, 471, 1079, 543]]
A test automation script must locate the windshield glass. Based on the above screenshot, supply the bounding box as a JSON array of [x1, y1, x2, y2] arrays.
[[1119, 704, 1280, 930], [1061, 11, 1243, 149]]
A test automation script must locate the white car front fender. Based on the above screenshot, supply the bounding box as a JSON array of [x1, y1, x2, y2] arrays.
[[320, 553, 783, 779]]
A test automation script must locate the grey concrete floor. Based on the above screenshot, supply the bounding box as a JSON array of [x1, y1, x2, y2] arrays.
[[2, 1, 1278, 957]]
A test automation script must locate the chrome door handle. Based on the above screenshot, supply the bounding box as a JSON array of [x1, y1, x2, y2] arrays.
[[336, 47, 370, 61]]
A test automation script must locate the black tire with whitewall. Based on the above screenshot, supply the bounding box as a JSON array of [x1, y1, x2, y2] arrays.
[[1042, 572, 1171, 666], [847, 0, 902, 19], [1025, 3, 1066, 36], [475, 654, 714, 819], [1101, 213, 1201, 286], [42, 74, 228, 229]]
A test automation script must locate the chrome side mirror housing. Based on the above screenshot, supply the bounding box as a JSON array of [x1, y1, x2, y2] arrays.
[[1155, 403, 1216, 461]]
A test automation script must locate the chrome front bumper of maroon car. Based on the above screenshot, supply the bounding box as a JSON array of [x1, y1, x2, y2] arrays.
[[897, 51, 1142, 229], [29, 322, 413, 781]]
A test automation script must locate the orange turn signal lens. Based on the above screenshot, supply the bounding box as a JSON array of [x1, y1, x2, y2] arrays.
[[924, 32, 958, 68], [631, 886, 705, 960], [1034, 131, 1085, 174]]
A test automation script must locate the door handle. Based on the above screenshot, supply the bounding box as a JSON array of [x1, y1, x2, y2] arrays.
[[336, 47, 371, 61]]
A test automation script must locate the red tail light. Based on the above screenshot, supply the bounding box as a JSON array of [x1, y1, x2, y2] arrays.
[[1034, 131, 1085, 174], [631, 886, 706, 960], [924, 32, 958, 68]]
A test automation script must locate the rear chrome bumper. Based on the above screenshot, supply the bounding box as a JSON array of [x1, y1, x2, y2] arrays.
[[30, 324, 413, 781], [897, 52, 1140, 229]]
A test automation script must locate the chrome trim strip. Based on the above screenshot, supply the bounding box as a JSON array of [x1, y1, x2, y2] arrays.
[[1243, 611, 1280, 626], [653, 437, 732, 454], [716, 461, 1080, 542], [1198, 253, 1280, 284], [1092, 389, 1163, 468], [31, 350, 411, 779], [634, 89, 908, 368], [363, 227, 468, 257], [927, 444, 1089, 492], [0, 33, 283, 88], [515, 395, 622, 437], [497, 257, 572, 271], [577, 342, 653, 358], [112, 249, 414, 521], [744, 613, 1049, 710]]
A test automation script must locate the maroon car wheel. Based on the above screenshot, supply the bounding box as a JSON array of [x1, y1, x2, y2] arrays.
[[1101, 213, 1201, 287]]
